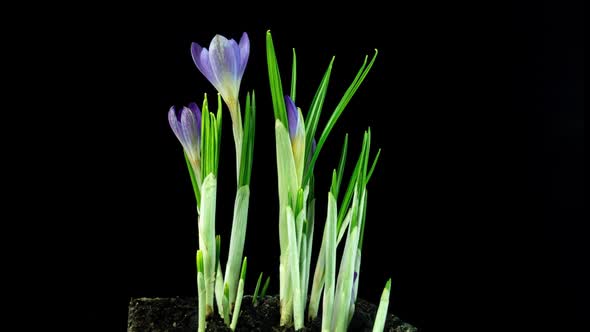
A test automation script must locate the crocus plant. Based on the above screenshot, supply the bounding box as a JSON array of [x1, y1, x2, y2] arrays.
[[168, 30, 395, 332], [267, 31, 386, 330], [170, 32, 255, 331]]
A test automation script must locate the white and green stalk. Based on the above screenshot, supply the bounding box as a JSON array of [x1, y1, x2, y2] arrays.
[[230, 257, 248, 330], [199, 171, 218, 315], [372, 279, 392, 332], [321, 192, 337, 332], [333, 187, 362, 331], [218, 91, 255, 326], [223, 185, 250, 309], [196, 250, 206, 332], [215, 243, 225, 319]]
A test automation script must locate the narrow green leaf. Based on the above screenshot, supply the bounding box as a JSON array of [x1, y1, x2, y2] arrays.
[[330, 169, 338, 198], [223, 282, 230, 325], [231, 278, 245, 330], [215, 94, 223, 176], [184, 151, 200, 206], [372, 279, 391, 332], [366, 148, 381, 184], [261, 276, 270, 298], [266, 31, 287, 126], [290, 48, 297, 101], [337, 134, 369, 230], [252, 272, 264, 305], [334, 134, 349, 198], [240, 257, 248, 281], [239, 93, 251, 186], [303, 57, 335, 173], [304, 50, 378, 186], [215, 235, 221, 271], [359, 189, 368, 250]]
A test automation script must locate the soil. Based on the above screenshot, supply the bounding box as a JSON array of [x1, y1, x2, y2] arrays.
[[128, 295, 418, 331]]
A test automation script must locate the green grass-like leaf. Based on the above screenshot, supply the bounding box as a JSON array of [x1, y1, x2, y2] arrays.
[[261, 276, 270, 298], [266, 31, 287, 126], [184, 151, 201, 206], [240, 256, 248, 281], [372, 279, 391, 332], [252, 272, 264, 305], [239, 92, 256, 186], [303, 50, 378, 186], [333, 134, 349, 198], [291, 48, 297, 102], [303, 57, 335, 175]]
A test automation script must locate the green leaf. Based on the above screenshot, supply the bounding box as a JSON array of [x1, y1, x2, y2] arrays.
[[215, 235, 221, 269], [261, 276, 270, 298], [304, 50, 378, 186], [366, 148, 381, 184], [333, 134, 349, 198], [338, 133, 369, 230], [303, 57, 335, 174], [231, 278, 245, 330], [252, 272, 264, 305], [266, 31, 287, 126], [240, 256, 248, 281], [372, 279, 391, 332], [290, 48, 297, 101], [222, 282, 230, 325], [239, 92, 256, 186], [184, 151, 201, 207]]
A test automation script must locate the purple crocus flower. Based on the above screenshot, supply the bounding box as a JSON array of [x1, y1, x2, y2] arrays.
[[191, 33, 249, 124], [168, 102, 202, 184]]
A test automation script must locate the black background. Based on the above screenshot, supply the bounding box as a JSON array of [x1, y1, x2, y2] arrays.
[[28, 1, 584, 331]]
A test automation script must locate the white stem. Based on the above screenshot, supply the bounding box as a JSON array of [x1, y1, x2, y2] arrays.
[[230, 279, 245, 330], [224, 186, 250, 308], [197, 272, 206, 332]]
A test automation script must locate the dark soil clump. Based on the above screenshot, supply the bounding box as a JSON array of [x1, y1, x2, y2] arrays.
[[128, 295, 417, 331]]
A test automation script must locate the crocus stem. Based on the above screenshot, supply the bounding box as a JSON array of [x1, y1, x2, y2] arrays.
[[228, 102, 243, 179], [224, 185, 250, 309], [308, 230, 326, 320], [199, 174, 218, 316], [197, 271, 206, 332]]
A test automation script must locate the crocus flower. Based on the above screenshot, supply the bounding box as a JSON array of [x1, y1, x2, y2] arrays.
[[285, 96, 306, 184], [191, 33, 249, 127], [169, 102, 202, 185]]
